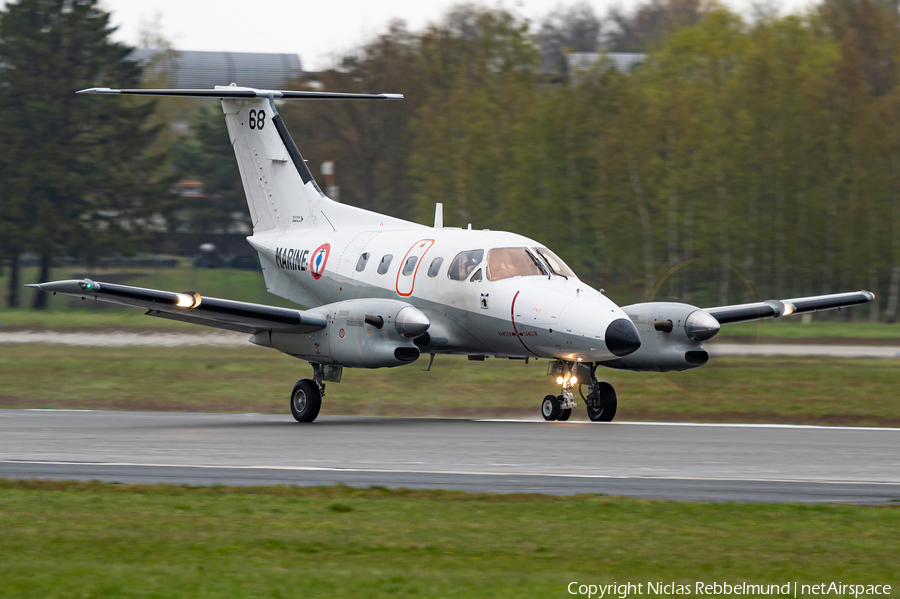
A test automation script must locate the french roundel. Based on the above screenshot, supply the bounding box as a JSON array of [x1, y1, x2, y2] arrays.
[[310, 243, 330, 280]]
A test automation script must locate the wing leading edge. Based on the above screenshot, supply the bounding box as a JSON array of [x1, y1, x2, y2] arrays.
[[26, 279, 326, 335], [704, 290, 875, 325]]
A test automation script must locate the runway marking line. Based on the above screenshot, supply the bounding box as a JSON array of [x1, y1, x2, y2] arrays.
[[3, 460, 899, 487], [8, 410, 900, 432], [476, 419, 900, 432]]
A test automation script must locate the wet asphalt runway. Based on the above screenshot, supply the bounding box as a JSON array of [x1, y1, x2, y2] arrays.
[[1, 410, 898, 503], [2, 331, 900, 357]]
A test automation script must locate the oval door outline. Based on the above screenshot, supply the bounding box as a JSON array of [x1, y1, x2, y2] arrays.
[[395, 239, 435, 297], [334, 231, 381, 282]]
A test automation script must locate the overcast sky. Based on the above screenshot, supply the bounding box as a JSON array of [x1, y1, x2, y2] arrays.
[[6, 0, 816, 71]]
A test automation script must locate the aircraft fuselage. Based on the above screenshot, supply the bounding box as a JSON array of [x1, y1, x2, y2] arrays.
[[248, 225, 633, 363]]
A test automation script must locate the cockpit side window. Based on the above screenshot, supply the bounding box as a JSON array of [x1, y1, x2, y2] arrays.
[[470, 268, 482, 282], [486, 247, 546, 281], [534, 247, 577, 279], [447, 249, 484, 281]]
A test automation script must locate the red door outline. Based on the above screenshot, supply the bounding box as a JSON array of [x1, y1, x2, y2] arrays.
[[395, 239, 435, 297]]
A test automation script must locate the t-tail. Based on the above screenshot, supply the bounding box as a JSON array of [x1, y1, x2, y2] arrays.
[[77, 85, 408, 233]]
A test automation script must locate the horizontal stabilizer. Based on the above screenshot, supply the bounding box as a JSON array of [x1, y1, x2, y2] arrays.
[[26, 279, 326, 335], [705, 290, 875, 325], [77, 86, 403, 100]]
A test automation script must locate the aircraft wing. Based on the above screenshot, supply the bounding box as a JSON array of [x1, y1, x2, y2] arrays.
[[704, 290, 875, 325], [26, 279, 327, 335]]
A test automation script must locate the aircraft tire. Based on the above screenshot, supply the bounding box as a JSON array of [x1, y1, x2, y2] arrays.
[[586, 382, 617, 422], [290, 379, 322, 423], [557, 407, 572, 421], [541, 395, 561, 421]]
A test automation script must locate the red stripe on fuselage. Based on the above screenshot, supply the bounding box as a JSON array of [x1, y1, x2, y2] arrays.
[[510, 290, 539, 357]]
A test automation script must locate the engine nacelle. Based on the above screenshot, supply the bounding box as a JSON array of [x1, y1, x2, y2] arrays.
[[602, 302, 720, 372], [250, 298, 430, 368]]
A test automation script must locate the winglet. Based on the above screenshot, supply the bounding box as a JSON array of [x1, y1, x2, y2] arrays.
[[77, 87, 120, 94]]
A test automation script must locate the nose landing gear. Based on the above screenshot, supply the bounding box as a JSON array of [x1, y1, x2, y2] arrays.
[[542, 361, 618, 422], [541, 394, 573, 421], [541, 363, 578, 421]]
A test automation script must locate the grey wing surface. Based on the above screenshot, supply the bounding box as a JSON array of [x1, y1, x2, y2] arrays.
[[704, 290, 875, 325], [26, 279, 326, 335]]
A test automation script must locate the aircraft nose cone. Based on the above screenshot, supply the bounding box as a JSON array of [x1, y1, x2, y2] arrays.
[[395, 306, 431, 339], [605, 318, 641, 357]]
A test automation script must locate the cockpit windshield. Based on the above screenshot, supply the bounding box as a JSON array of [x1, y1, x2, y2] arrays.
[[534, 247, 577, 279], [486, 247, 547, 281]]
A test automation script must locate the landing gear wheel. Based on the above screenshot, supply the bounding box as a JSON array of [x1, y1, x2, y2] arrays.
[[586, 381, 617, 422], [541, 395, 561, 421], [557, 408, 572, 421], [290, 379, 322, 423]]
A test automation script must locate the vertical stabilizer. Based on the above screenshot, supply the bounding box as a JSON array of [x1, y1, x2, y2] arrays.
[[77, 85, 405, 234], [220, 93, 326, 232]]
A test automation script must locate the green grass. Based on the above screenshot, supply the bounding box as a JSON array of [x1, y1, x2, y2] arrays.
[[3, 306, 898, 341], [1, 264, 296, 315], [0, 307, 196, 330], [1, 345, 898, 425], [2, 263, 899, 340], [0, 480, 897, 598], [717, 319, 900, 341]]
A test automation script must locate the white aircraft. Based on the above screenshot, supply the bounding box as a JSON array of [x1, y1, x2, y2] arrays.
[[28, 86, 875, 423]]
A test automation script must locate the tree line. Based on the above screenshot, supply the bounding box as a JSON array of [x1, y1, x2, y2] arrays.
[[0, 0, 174, 308], [2, 0, 900, 322], [280, 0, 900, 320]]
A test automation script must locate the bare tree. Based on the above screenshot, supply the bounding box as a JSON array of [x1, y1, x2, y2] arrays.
[[605, 0, 709, 52], [537, 3, 602, 75]]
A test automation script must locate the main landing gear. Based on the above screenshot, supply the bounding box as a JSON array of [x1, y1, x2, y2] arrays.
[[290, 364, 327, 423], [542, 362, 617, 422], [582, 379, 617, 422]]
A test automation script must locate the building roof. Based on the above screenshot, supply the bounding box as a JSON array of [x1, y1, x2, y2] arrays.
[[131, 49, 304, 90], [567, 52, 646, 85]]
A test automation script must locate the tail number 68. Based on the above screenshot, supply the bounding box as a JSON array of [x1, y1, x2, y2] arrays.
[[248, 109, 266, 130]]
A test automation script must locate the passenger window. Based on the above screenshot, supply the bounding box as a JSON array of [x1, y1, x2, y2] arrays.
[[427, 257, 444, 278], [487, 247, 546, 281], [402, 255, 418, 276], [377, 254, 393, 275], [448, 249, 484, 281], [470, 268, 482, 282], [355, 252, 370, 272]]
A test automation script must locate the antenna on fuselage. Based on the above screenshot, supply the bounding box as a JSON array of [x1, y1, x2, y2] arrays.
[[434, 203, 443, 229]]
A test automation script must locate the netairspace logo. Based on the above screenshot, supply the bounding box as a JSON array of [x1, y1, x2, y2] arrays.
[[567, 582, 892, 599]]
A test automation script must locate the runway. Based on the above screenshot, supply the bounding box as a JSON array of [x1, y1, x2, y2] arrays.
[[1, 410, 898, 503], [2, 331, 899, 357]]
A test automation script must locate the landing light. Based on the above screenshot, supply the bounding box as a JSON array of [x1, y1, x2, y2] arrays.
[[783, 303, 795, 316], [175, 292, 202, 309], [570, 376, 577, 385], [556, 376, 564, 385]]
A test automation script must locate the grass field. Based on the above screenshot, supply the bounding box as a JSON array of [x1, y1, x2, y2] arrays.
[[3, 306, 899, 340], [2, 264, 899, 341], [1, 264, 295, 315], [0, 480, 897, 598], [1, 345, 898, 425]]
